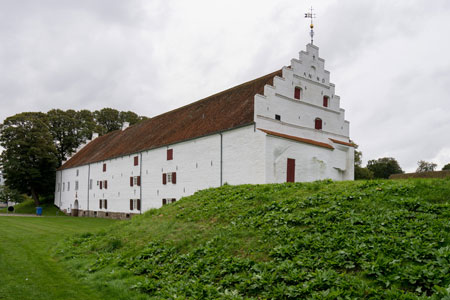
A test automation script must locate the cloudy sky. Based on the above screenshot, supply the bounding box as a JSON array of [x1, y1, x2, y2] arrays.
[[1, 0, 449, 172]]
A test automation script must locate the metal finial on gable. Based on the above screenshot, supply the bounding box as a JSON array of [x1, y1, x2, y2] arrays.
[[304, 6, 316, 44]]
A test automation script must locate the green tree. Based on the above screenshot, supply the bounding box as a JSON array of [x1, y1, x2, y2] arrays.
[[94, 108, 122, 134], [416, 160, 437, 172], [0, 185, 25, 204], [351, 141, 373, 180], [0, 112, 58, 206], [443, 163, 450, 171], [367, 157, 403, 179], [47, 109, 83, 166]]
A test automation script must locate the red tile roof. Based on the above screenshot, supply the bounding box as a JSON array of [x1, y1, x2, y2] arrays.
[[329, 138, 355, 147], [258, 128, 334, 150], [59, 70, 283, 170]]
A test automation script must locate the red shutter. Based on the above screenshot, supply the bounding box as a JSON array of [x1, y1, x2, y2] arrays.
[[294, 87, 301, 99], [137, 199, 141, 210], [104, 200, 107, 209], [103, 163, 106, 172], [167, 149, 173, 160], [100, 181, 103, 189], [99, 199, 102, 209], [130, 199, 133, 210], [172, 172, 176, 184], [287, 158, 295, 183], [323, 96, 328, 107], [162, 198, 167, 205], [137, 176, 141, 186], [315, 118, 322, 130], [104, 180, 107, 189], [134, 156, 138, 166], [162, 173, 167, 185], [130, 176, 133, 187]]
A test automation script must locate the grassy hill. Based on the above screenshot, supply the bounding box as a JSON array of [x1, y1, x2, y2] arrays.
[[57, 179, 450, 299]]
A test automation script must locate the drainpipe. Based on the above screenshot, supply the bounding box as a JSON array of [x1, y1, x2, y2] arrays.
[[87, 164, 90, 215], [59, 171, 63, 208], [139, 152, 143, 214], [220, 133, 223, 186]]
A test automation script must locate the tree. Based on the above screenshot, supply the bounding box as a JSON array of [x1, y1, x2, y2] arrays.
[[416, 160, 437, 172], [351, 140, 374, 180], [0, 185, 25, 204], [47, 109, 84, 167], [0, 112, 58, 206], [367, 157, 403, 179], [441, 163, 450, 171], [94, 108, 122, 135]]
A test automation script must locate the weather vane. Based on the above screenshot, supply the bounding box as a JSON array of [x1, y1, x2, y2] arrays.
[[304, 7, 316, 44]]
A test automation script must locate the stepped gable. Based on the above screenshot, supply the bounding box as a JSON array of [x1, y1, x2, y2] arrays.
[[59, 69, 282, 170]]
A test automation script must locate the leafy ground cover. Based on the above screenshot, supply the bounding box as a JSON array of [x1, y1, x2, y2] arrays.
[[0, 199, 61, 216], [0, 216, 117, 300], [57, 178, 450, 299]]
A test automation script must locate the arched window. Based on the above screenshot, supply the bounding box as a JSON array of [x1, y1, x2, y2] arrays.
[[294, 87, 302, 100], [315, 118, 322, 130], [323, 96, 329, 107]]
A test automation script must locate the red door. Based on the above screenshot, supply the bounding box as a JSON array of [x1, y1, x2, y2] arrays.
[[287, 158, 295, 182]]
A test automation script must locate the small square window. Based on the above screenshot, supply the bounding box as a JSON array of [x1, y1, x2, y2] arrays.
[[275, 114, 281, 121]]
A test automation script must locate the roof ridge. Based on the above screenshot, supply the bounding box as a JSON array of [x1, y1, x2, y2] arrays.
[[144, 69, 282, 124]]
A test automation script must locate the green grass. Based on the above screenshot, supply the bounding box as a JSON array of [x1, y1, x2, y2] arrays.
[[0, 199, 61, 216], [0, 216, 118, 300], [55, 178, 450, 299]]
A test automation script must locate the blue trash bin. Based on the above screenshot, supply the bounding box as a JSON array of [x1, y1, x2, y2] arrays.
[[36, 207, 43, 216]]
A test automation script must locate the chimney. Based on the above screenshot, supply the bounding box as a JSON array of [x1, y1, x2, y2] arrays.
[[92, 133, 99, 139], [122, 122, 130, 131]]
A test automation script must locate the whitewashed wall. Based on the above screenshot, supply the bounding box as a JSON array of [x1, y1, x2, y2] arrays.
[[54, 43, 354, 215]]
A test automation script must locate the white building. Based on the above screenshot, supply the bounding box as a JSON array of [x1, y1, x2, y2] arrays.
[[55, 43, 354, 218]]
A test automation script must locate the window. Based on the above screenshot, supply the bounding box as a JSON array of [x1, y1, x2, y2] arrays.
[[275, 114, 281, 121], [134, 156, 139, 166], [167, 149, 173, 160], [162, 198, 176, 206], [76, 169, 79, 177], [164, 172, 177, 184], [323, 96, 329, 107], [75, 181, 79, 191], [103, 163, 106, 172], [130, 176, 141, 187], [67, 182, 70, 191], [294, 87, 301, 100], [130, 199, 141, 210], [315, 118, 322, 130], [89, 179, 93, 190]]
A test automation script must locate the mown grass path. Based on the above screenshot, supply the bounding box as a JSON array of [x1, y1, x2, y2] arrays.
[[0, 216, 117, 300]]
